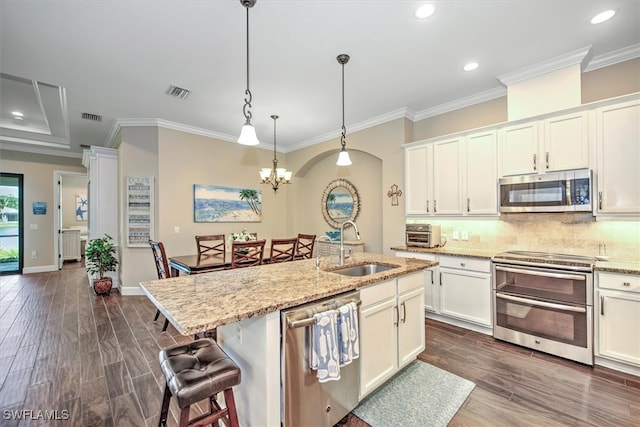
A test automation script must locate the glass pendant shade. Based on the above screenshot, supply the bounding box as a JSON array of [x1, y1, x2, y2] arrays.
[[336, 147, 352, 166], [238, 122, 260, 146], [259, 168, 272, 180]]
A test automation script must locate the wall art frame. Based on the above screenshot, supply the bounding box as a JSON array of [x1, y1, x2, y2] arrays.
[[194, 184, 262, 223]]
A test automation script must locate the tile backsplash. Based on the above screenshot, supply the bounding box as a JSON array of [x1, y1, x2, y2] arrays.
[[430, 214, 640, 262]]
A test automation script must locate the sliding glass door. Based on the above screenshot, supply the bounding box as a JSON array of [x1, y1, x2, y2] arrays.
[[0, 173, 23, 275]]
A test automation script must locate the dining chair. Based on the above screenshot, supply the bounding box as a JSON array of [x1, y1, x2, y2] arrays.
[[295, 233, 316, 259], [269, 237, 298, 263], [195, 234, 226, 271], [148, 239, 172, 333], [231, 239, 266, 268]]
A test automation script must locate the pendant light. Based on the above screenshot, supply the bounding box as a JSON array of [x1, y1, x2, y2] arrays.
[[260, 115, 292, 191], [336, 53, 352, 166], [237, 0, 260, 146]]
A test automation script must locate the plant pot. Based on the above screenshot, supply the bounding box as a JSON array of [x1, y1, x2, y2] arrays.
[[93, 277, 113, 296]]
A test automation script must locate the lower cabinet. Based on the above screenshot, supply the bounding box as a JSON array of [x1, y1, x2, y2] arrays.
[[596, 272, 640, 369], [358, 272, 425, 399], [439, 256, 492, 328]]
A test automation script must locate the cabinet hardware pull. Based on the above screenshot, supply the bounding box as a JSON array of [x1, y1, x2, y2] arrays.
[[623, 282, 631, 287], [439, 272, 443, 286], [426, 200, 429, 213], [394, 305, 399, 326], [467, 198, 470, 212], [533, 153, 537, 171], [401, 301, 407, 323], [433, 200, 437, 213], [545, 151, 549, 169], [601, 295, 604, 316], [429, 269, 434, 285], [460, 262, 466, 267], [599, 191, 603, 210]]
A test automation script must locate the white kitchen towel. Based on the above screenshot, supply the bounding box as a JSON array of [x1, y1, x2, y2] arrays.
[[310, 309, 341, 383], [337, 301, 360, 366]]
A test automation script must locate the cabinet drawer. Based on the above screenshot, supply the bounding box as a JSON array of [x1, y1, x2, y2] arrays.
[[398, 271, 424, 294], [598, 272, 640, 293], [439, 255, 490, 273], [360, 279, 396, 307]]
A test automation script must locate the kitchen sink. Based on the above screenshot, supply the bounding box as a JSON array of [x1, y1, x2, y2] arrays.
[[329, 263, 400, 277]]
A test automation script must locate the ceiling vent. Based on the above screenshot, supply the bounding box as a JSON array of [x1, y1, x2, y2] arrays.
[[167, 85, 191, 100], [81, 112, 102, 122]]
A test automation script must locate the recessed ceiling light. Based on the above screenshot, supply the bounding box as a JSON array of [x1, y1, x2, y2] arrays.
[[415, 4, 435, 19], [591, 10, 615, 24], [463, 62, 479, 71], [11, 111, 23, 117]]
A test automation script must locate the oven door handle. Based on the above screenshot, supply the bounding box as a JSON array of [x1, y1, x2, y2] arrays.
[[494, 265, 586, 282], [496, 292, 586, 313]]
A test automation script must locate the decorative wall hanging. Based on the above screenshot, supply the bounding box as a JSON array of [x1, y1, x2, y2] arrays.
[[387, 184, 403, 206], [321, 178, 360, 229], [32, 202, 46, 215], [194, 184, 262, 223], [126, 176, 153, 247], [75, 193, 88, 221]]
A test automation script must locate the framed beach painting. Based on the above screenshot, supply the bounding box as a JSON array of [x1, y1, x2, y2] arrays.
[[194, 185, 262, 223]]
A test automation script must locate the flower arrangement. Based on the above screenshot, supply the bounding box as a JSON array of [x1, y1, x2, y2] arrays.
[[230, 228, 256, 242]]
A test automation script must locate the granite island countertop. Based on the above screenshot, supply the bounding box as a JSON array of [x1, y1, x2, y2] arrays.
[[391, 245, 640, 274], [139, 252, 436, 336]]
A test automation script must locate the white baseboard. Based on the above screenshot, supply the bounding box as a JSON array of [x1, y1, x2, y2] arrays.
[[425, 311, 493, 336], [23, 264, 58, 274], [120, 286, 144, 296]]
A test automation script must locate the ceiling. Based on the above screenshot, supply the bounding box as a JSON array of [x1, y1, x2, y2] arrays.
[[1, 1, 639, 159]]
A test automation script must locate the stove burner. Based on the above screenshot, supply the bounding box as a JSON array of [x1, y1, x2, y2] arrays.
[[492, 250, 595, 272]]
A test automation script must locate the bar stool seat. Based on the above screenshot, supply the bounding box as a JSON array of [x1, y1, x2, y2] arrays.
[[158, 338, 241, 427]]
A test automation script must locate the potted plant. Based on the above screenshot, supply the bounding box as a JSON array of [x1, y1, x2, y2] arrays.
[[85, 234, 118, 295]]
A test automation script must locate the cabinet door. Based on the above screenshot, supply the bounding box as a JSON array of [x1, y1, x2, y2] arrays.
[[359, 296, 398, 398], [405, 145, 432, 215], [596, 99, 640, 214], [424, 267, 439, 313], [598, 289, 640, 366], [440, 268, 492, 327], [398, 286, 426, 368], [500, 121, 538, 176], [433, 137, 463, 215], [544, 112, 589, 172], [465, 130, 498, 214]]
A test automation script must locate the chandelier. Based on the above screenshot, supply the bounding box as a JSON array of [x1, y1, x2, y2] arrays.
[[336, 53, 352, 166], [260, 115, 292, 191], [237, 0, 260, 146]]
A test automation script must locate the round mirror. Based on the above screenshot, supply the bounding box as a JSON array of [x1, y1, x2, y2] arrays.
[[321, 178, 360, 229]]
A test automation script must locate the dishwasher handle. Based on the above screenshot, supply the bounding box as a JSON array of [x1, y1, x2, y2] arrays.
[[286, 297, 361, 329]]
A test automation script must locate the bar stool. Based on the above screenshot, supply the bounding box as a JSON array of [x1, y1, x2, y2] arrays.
[[158, 338, 241, 427]]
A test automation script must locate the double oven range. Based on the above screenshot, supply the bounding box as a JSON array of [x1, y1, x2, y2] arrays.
[[491, 251, 596, 366]]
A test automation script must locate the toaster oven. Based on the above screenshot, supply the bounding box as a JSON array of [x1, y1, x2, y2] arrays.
[[406, 224, 441, 248]]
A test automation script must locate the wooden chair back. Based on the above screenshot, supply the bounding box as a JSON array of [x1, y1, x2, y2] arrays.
[[269, 237, 298, 263], [149, 239, 171, 279], [195, 234, 226, 260], [295, 233, 316, 259], [231, 239, 266, 268]]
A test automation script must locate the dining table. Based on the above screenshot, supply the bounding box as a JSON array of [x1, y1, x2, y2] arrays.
[[169, 247, 272, 276]]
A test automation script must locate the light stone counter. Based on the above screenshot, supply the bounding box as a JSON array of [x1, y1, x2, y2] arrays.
[[140, 252, 436, 336]]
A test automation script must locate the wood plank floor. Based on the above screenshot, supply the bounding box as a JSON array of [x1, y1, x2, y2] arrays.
[[1, 262, 639, 426]]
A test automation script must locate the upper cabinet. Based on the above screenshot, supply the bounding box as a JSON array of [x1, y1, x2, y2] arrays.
[[499, 112, 589, 177], [465, 130, 498, 214], [595, 99, 640, 215], [432, 137, 463, 215], [405, 145, 432, 215]]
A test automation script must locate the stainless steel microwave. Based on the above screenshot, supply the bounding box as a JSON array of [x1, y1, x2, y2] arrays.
[[499, 169, 592, 213]]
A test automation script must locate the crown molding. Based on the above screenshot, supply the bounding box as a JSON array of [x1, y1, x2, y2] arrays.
[[498, 46, 592, 86], [584, 43, 640, 72], [0, 141, 81, 158], [413, 87, 507, 121]]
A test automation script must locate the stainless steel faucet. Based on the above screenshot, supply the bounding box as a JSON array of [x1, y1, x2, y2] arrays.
[[339, 220, 361, 265]]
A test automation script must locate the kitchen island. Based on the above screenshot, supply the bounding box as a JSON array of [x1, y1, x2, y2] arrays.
[[140, 252, 436, 426]]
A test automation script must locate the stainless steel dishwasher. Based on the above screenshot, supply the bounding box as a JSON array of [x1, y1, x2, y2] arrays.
[[281, 290, 361, 427]]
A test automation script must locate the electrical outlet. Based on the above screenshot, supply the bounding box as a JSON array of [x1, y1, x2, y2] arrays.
[[235, 324, 243, 344], [452, 230, 459, 240], [31, 250, 38, 259], [30, 224, 38, 230], [173, 226, 180, 234], [461, 231, 469, 241]]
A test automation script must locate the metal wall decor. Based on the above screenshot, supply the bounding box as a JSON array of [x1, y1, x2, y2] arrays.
[[387, 184, 403, 206], [321, 178, 360, 229]]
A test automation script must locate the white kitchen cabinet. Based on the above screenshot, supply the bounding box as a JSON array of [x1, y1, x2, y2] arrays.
[[499, 112, 589, 177], [433, 137, 463, 215], [358, 272, 425, 399], [405, 145, 433, 215], [595, 98, 640, 215], [465, 130, 498, 214], [438, 256, 492, 328], [596, 272, 640, 369]]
